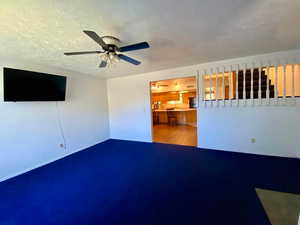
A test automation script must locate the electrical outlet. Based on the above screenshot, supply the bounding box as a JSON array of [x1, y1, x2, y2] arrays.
[[251, 138, 256, 143], [60, 144, 65, 148]]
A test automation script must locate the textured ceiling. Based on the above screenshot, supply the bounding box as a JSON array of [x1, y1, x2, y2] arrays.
[[0, 0, 300, 78]]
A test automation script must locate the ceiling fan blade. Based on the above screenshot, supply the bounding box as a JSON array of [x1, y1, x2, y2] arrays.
[[83, 30, 109, 50], [118, 54, 141, 65], [118, 42, 150, 52], [64, 51, 102, 56], [99, 60, 107, 68]]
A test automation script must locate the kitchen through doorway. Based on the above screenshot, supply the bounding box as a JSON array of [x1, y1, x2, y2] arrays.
[[151, 76, 197, 147]]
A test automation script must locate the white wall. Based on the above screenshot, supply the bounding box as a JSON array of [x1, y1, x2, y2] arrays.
[[199, 106, 300, 158], [108, 49, 300, 158], [0, 60, 110, 182]]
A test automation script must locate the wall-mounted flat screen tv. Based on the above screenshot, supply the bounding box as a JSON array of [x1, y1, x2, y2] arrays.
[[3, 67, 67, 102]]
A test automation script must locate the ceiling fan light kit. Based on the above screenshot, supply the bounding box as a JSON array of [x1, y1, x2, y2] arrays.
[[64, 30, 150, 68]]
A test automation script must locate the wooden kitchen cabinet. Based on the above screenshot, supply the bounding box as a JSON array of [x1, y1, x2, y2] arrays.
[[152, 92, 179, 103], [153, 109, 197, 127]]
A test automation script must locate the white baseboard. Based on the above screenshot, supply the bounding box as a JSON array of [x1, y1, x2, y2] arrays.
[[197, 144, 299, 159], [110, 137, 152, 143], [0, 138, 110, 183]]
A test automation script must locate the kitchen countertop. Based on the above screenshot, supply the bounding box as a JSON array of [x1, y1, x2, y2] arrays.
[[153, 108, 196, 112]]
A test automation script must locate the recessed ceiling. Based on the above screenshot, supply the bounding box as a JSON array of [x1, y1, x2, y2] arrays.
[[1, 0, 300, 78], [151, 77, 196, 93]]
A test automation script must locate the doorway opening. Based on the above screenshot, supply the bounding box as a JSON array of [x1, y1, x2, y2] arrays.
[[150, 76, 198, 147]]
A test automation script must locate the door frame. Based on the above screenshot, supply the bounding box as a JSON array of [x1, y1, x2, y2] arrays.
[[149, 74, 199, 146]]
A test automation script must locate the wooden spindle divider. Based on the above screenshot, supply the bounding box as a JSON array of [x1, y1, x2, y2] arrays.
[[266, 63, 270, 104], [250, 63, 254, 105], [199, 61, 299, 108], [203, 70, 207, 107], [292, 63, 295, 100], [243, 64, 246, 105], [196, 70, 200, 107], [222, 66, 225, 106], [229, 65, 233, 106], [210, 68, 214, 107], [236, 64, 239, 106], [275, 63, 279, 103], [259, 62, 262, 105], [283, 63, 286, 102], [215, 67, 219, 107]]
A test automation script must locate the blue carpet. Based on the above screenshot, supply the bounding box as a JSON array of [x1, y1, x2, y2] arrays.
[[0, 139, 299, 225]]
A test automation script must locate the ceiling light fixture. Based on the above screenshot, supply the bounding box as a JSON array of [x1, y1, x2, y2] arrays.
[[100, 52, 120, 68]]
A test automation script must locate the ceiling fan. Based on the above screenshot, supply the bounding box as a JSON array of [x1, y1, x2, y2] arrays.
[[64, 30, 150, 68]]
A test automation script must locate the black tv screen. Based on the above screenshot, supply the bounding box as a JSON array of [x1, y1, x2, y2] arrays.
[[3, 68, 67, 102]]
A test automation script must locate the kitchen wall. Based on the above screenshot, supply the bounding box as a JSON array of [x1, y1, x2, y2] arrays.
[[107, 49, 300, 158], [0, 59, 110, 182]]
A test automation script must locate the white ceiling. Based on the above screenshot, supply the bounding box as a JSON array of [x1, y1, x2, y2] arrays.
[[1, 0, 300, 79]]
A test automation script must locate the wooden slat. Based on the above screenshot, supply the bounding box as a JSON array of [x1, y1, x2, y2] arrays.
[[215, 67, 219, 107], [229, 65, 233, 106], [283, 63, 286, 101], [210, 68, 214, 107], [203, 70, 207, 107], [250, 63, 254, 105], [275, 64, 278, 102], [222, 66, 225, 106], [295, 63, 299, 100], [292, 64, 295, 99], [236, 64, 239, 106], [266, 64, 270, 104], [196, 70, 200, 107], [202, 71, 205, 100], [243, 64, 246, 105], [259, 63, 262, 105]]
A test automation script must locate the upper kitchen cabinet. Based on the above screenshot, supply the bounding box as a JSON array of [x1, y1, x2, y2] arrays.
[[152, 92, 179, 102]]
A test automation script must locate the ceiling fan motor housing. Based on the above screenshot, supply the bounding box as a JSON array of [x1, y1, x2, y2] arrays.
[[107, 44, 118, 52], [102, 36, 121, 47]]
